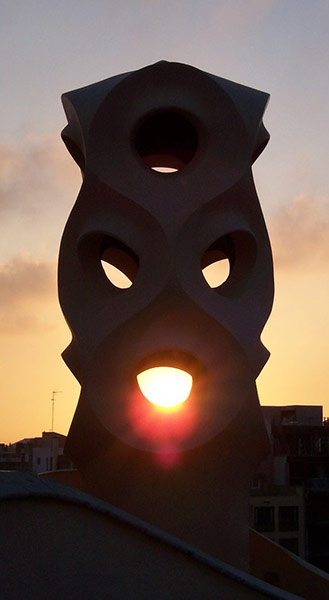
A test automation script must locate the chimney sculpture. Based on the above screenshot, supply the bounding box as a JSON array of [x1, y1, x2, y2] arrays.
[[59, 61, 274, 571]]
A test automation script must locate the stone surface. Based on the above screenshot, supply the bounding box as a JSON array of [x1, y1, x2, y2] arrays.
[[0, 473, 301, 600], [58, 61, 274, 570]]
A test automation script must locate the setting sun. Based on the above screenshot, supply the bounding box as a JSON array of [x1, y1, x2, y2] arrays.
[[137, 366, 193, 408]]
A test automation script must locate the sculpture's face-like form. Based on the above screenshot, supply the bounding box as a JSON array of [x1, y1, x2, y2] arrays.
[[59, 62, 273, 454]]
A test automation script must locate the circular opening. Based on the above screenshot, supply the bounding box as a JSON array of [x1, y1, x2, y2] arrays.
[[135, 110, 198, 172], [100, 237, 139, 289]]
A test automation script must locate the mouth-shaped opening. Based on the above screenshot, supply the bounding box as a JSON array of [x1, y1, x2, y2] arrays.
[[137, 366, 193, 408]]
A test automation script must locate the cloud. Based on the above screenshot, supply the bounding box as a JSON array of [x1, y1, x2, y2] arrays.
[[0, 132, 81, 266], [0, 133, 80, 218], [0, 255, 58, 333], [268, 195, 329, 270]]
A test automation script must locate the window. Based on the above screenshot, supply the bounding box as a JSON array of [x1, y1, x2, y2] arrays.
[[318, 437, 329, 456], [280, 409, 296, 424], [279, 506, 299, 532], [254, 506, 275, 532]]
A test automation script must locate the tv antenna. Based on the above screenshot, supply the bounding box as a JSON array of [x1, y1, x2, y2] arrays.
[[50, 390, 62, 432]]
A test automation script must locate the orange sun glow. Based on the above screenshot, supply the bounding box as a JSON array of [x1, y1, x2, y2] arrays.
[[137, 366, 193, 408]]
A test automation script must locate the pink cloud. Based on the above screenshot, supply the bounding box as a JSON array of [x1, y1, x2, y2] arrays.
[[268, 195, 329, 270], [0, 134, 80, 217], [0, 255, 58, 333]]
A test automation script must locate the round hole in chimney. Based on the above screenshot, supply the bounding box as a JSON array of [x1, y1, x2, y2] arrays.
[[135, 110, 198, 172]]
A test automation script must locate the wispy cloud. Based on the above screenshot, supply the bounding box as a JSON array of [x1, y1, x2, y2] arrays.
[[268, 195, 329, 270], [0, 255, 58, 333], [0, 132, 81, 264], [0, 133, 80, 218]]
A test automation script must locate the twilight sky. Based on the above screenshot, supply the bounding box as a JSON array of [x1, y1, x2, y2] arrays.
[[0, 0, 328, 443]]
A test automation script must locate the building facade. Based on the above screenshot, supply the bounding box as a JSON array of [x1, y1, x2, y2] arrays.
[[0, 432, 73, 474], [250, 405, 329, 572]]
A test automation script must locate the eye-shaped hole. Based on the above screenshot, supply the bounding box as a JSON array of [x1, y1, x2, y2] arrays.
[[201, 236, 235, 289], [201, 231, 258, 295], [201, 250, 230, 288], [135, 110, 198, 173], [100, 238, 139, 290]]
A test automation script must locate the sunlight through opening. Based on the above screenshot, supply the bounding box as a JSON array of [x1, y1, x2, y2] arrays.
[[101, 261, 133, 289], [151, 167, 178, 173], [137, 366, 193, 408], [202, 258, 230, 288], [100, 239, 139, 289], [135, 110, 198, 172]]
